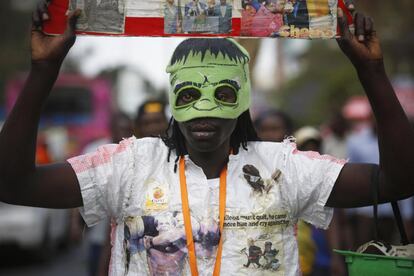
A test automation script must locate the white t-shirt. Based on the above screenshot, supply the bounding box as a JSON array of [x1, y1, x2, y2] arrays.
[[68, 137, 345, 276]]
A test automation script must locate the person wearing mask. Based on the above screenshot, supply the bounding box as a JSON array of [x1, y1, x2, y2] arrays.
[[1, 2, 414, 275]]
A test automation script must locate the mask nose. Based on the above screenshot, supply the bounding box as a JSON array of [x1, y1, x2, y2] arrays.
[[193, 98, 217, 110]]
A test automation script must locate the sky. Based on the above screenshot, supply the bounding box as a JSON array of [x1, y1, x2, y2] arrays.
[[66, 36, 308, 113], [68, 36, 185, 90], [68, 37, 307, 88]]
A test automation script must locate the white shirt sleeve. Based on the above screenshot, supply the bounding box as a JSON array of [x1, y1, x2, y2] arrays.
[[67, 137, 136, 227], [282, 143, 346, 229]]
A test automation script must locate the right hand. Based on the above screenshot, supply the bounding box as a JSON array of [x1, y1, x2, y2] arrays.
[[336, 7, 383, 70], [31, 0, 80, 66]]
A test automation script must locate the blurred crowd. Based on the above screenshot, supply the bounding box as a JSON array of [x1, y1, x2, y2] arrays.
[[1, 91, 414, 276], [253, 96, 414, 276], [73, 94, 414, 276], [75, 99, 170, 276]]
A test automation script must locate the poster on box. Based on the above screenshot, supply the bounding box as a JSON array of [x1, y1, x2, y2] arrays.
[[241, 0, 337, 38], [164, 0, 233, 34], [45, 0, 348, 38], [68, 0, 126, 34]]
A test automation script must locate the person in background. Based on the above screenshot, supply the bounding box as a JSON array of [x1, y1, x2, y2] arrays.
[[295, 126, 345, 276], [185, 0, 208, 16], [164, 0, 181, 34], [213, 0, 233, 33], [242, 0, 261, 11], [241, 0, 259, 36], [283, 0, 309, 28], [251, 0, 284, 37], [293, 127, 320, 276], [254, 109, 293, 142], [78, 112, 134, 276], [254, 117, 324, 275], [296, 218, 316, 276], [95, 102, 169, 275], [346, 117, 414, 249], [134, 100, 169, 138], [294, 126, 321, 152], [82, 112, 133, 154], [321, 112, 350, 160], [206, 0, 216, 16], [320, 112, 350, 276]]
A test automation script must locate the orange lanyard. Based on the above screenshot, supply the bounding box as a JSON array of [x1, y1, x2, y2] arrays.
[[179, 157, 227, 276]]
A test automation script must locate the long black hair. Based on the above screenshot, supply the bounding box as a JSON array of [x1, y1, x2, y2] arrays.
[[162, 111, 260, 172]]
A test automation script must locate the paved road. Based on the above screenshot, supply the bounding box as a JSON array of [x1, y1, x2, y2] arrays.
[[0, 242, 88, 276]]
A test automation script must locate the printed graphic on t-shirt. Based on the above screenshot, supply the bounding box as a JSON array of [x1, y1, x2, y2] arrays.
[[241, 239, 281, 271], [123, 210, 290, 275], [224, 213, 289, 274], [69, 138, 343, 275], [241, 164, 284, 211], [145, 178, 169, 211], [122, 164, 290, 275], [242, 164, 282, 195], [123, 213, 220, 275]]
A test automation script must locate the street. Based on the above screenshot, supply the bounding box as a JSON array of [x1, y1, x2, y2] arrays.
[[0, 242, 88, 276]]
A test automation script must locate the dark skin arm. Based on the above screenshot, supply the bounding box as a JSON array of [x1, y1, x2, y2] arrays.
[[326, 9, 414, 208], [1, 2, 413, 211], [0, 1, 83, 208]]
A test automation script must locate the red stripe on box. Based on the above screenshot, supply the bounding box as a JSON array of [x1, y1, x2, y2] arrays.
[[43, 0, 68, 35], [125, 17, 164, 36], [44, 3, 241, 38], [125, 17, 241, 37], [337, 0, 354, 36], [42, 0, 248, 37]]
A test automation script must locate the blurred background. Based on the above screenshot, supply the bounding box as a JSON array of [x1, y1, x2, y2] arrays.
[[0, 0, 413, 276]]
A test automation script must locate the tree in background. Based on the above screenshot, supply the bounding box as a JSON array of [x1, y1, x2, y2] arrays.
[[2, 0, 413, 126], [274, 0, 414, 126], [0, 1, 35, 108], [0, 0, 85, 114]]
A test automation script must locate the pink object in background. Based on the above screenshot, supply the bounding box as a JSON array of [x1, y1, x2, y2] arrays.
[[5, 73, 112, 159], [342, 96, 371, 121]]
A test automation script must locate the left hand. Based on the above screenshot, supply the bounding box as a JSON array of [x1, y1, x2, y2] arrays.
[[31, 0, 81, 67], [336, 7, 383, 69]]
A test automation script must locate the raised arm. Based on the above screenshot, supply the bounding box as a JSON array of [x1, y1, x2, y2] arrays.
[[326, 9, 414, 208], [0, 1, 83, 208]]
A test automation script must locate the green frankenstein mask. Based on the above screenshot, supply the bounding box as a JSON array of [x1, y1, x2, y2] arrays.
[[166, 38, 251, 122]]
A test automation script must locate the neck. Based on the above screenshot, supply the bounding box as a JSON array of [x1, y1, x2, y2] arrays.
[[186, 142, 230, 179]]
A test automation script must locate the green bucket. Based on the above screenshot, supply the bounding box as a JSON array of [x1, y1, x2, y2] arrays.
[[335, 250, 414, 276]]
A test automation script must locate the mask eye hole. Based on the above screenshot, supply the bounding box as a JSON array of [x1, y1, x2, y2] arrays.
[[214, 86, 237, 104], [176, 88, 201, 107]]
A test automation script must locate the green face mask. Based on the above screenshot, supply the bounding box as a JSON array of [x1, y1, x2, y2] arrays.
[[166, 39, 251, 122]]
